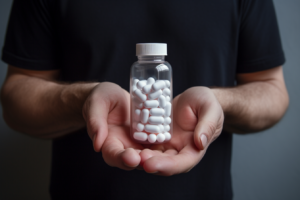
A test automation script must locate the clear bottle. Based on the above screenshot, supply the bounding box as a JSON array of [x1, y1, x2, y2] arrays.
[[130, 43, 173, 144]]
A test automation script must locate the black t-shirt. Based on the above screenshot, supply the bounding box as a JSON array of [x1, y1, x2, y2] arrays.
[[2, 0, 285, 199]]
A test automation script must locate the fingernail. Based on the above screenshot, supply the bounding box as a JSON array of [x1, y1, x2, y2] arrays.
[[201, 134, 207, 148]]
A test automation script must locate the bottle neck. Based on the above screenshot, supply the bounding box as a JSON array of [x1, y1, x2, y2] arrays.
[[137, 56, 165, 62]]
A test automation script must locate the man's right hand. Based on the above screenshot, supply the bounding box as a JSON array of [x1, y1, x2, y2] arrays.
[[82, 82, 143, 170]]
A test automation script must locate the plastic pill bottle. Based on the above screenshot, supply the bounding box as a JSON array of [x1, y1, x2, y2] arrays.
[[130, 43, 173, 144]]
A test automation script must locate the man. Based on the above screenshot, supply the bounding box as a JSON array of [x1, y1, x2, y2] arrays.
[[1, 0, 288, 199]]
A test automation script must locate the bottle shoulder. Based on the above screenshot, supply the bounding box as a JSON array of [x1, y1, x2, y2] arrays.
[[131, 61, 172, 68]]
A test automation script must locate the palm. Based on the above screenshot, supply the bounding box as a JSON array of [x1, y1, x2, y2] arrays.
[[84, 82, 143, 170], [140, 87, 224, 175]]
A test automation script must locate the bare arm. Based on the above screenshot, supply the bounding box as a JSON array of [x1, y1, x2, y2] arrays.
[[212, 66, 289, 133], [0, 65, 98, 138]]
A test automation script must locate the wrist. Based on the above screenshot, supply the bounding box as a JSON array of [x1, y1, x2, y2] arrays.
[[211, 88, 231, 117], [60, 82, 99, 121]]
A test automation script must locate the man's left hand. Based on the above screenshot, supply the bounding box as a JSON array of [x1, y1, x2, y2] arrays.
[[140, 87, 224, 176]]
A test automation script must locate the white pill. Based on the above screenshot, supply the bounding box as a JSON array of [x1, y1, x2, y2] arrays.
[[148, 89, 162, 100], [142, 77, 156, 94], [158, 95, 167, 108], [164, 80, 170, 88], [150, 108, 165, 116], [141, 109, 150, 123], [136, 123, 145, 131], [147, 77, 155, 85], [137, 80, 147, 90], [133, 132, 148, 141], [148, 116, 164, 124], [152, 80, 166, 91], [162, 88, 171, 96], [145, 125, 160, 133], [133, 98, 144, 108], [164, 102, 172, 117], [142, 84, 152, 94], [164, 132, 171, 141], [134, 109, 141, 121], [133, 79, 139, 85], [133, 89, 147, 102], [132, 79, 139, 91], [165, 96, 171, 102], [144, 100, 159, 108], [164, 125, 170, 132], [148, 134, 157, 143], [158, 124, 165, 132], [164, 117, 172, 125], [157, 133, 166, 143]]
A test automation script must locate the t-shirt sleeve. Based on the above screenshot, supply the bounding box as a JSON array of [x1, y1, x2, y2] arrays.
[[1, 0, 59, 70], [236, 0, 285, 73]]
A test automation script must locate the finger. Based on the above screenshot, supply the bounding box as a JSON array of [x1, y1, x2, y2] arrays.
[[84, 97, 109, 152], [122, 148, 141, 168], [142, 144, 203, 176], [139, 149, 163, 167], [194, 101, 222, 150], [102, 138, 141, 170], [164, 149, 178, 156]]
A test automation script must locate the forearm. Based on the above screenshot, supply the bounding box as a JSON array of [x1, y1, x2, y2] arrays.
[[1, 74, 98, 138], [212, 80, 289, 133]]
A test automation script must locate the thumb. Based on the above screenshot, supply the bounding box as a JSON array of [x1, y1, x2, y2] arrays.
[[193, 101, 222, 150], [83, 97, 109, 152]]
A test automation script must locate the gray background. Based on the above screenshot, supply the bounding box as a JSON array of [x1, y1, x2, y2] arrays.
[[0, 0, 299, 199]]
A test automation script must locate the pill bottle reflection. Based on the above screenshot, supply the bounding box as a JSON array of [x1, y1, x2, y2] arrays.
[[130, 43, 173, 144]]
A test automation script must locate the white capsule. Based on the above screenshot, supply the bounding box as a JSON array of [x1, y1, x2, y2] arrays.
[[133, 98, 143, 108], [165, 96, 171, 102], [142, 84, 152, 94], [134, 109, 141, 121], [147, 77, 155, 85], [164, 125, 170, 132], [148, 116, 164, 125], [132, 79, 139, 91], [152, 80, 166, 91], [158, 95, 167, 108], [150, 108, 165, 116], [142, 77, 156, 94], [164, 117, 172, 125], [148, 134, 157, 143], [157, 133, 166, 143], [133, 132, 148, 141], [141, 109, 149, 123], [158, 124, 164, 132], [164, 80, 170, 88], [162, 88, 171, 96], [137, 80, 147, 90], [164, 132, 171, 141], [145, 125, 160, 133], [133, 89, 147, 102], [164, 102, 172, 117], [144, 100, 159, 108], [136, 123, 145, 131], [148, 89, 162, 100]]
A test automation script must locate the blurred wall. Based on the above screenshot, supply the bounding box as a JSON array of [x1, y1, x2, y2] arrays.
[[0, 0, 299, 199], [231, 1, 300, 200]]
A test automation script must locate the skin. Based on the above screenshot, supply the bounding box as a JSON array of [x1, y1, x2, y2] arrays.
[[0, 65, 289, 175]]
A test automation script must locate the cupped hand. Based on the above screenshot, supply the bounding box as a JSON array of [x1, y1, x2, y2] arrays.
[[82, 82, 143, 170], [140, 87, 224, 176]]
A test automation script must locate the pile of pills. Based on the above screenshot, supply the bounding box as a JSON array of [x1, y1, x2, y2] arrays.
[[132, 77, 172, 143]]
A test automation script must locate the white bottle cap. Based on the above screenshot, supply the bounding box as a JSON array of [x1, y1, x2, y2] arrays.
[[136, 43, 167, 56]]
